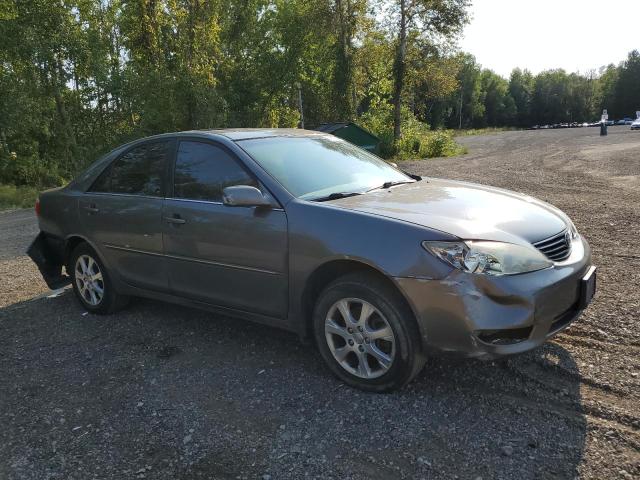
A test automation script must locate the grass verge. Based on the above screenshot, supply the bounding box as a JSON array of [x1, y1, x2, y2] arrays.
[[452, 127, 517, 137], [0, 184, 39, 211]]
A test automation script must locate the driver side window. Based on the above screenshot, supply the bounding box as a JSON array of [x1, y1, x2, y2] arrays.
[[173, 141, 258, 202]]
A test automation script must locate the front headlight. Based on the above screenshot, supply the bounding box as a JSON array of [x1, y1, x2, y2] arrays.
[[422, 240, 553, 276], [567, 219, 579, 240]]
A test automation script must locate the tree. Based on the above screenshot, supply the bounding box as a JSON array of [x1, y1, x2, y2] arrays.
[[2, 1, 640, 189], [596, 64, 618, 118], [613, 50, 640, 117], [406, 42, 459, 125], [479, 70, 515, 126], [333, 0, 367, 119], [380, 0, 469, 142], [509, 68, 533, 127], [448, 53, 484, 128]]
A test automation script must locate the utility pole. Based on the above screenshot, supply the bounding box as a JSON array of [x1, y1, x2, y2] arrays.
[[458, 85, 463, 129]]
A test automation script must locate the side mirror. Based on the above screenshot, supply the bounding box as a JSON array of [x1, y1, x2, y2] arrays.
[[222, 185, 272, 208], [387, 161, 399, 168]]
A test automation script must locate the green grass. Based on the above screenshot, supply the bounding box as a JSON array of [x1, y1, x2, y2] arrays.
[[0, 184, 39, 211], [452, 127, 517, 137]]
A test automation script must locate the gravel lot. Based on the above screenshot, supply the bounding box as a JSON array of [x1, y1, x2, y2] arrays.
[[1, 126, 639, 479]]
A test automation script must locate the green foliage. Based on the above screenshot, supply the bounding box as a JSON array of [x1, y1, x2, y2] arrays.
[[0, 184, 39, 210], [0, 149, 66, 187], [360, 100, 464, 159], [0, 0, 638, 193], [418, 130, 466, 158], [428, 50, 640, 128], [508, 68, 534, 127], [612, 50, 640, 118]]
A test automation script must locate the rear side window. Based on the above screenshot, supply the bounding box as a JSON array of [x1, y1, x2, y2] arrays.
[[89, 141, 170, 196], [173, 141, 257, 202], [90, 165, 112, 193]]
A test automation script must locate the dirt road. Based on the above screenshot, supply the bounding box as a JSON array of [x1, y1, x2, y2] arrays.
[[1, 126, 638, 479]]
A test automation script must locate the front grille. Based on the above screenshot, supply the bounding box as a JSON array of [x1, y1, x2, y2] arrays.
[[533, 229, 571, 262]]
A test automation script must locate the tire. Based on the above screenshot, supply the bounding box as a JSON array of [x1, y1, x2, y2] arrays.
[[69, 243, 129, 314], [313, 272, 425, 392]]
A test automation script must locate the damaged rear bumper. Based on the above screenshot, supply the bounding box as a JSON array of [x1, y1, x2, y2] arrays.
[[27, 232, 71, 290], [395, 237, 594, 359]]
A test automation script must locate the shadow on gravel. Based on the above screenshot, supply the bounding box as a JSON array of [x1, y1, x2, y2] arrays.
[[0, 292, 587, 479]]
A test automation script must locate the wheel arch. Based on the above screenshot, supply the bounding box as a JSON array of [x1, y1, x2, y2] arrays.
[[301, 259, 421, 347], [63, 234, 109, 271]]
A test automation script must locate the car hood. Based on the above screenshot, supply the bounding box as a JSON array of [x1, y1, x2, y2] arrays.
[[329, 178, 569, 245]]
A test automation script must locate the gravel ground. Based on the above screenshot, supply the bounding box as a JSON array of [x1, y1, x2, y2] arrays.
[[1, 126, 638, 479]]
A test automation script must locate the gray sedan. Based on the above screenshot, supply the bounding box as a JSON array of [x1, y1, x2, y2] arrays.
[[28, 129, 596, 391]]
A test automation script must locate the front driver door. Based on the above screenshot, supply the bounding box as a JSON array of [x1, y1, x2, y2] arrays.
[[163, 140, 288, 318]]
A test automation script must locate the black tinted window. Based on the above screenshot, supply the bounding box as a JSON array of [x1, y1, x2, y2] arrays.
[[91, 141, 169, 196], [90, 165, 111, 193], [173, 141, 257, 201]]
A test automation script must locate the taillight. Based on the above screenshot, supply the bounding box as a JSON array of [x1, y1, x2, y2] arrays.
[[35, 198, 41, 216]]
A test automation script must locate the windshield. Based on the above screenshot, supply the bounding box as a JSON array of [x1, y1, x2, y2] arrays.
[[238, 135, 412, 200]]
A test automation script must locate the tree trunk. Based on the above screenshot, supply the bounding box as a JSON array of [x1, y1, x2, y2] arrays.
[[0, 128, 8, 156], [185, 0, 199, 129], [392, 0, 407, 142], [52, 56, 78, 174], [335, 0, 354, 119]]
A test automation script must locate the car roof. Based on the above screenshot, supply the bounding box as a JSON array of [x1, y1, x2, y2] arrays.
[[113, 129, 329, 149], [186, 128, 327, 141]]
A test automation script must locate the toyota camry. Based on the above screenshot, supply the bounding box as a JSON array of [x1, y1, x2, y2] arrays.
[[28, 129, 596, 391]]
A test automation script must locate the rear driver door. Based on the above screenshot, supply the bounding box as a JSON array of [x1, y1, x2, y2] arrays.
[[162, 139, 288, 318], [80, 139, 173, 292]]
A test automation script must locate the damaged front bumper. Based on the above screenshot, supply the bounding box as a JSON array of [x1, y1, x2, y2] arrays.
[[395, 237, 595, 359], [27, 232, 71, 290]]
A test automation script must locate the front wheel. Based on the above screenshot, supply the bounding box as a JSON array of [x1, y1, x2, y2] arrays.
[[313, 273, 425, 392], [69, 243, 128, 314]]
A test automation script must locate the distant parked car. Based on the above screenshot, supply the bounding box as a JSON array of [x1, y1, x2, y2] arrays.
[[616, 119, 627, 125], [631, 119, 640, 130]]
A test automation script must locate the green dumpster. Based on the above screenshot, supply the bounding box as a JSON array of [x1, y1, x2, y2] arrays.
[[314, 122, 380, 154]]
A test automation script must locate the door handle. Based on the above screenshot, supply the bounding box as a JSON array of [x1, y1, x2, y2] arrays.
[[164, 215, 186, 225], [84, 204, 99, 213]]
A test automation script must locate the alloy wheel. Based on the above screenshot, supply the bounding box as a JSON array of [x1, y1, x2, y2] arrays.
[[74, 254, 104, 306], [324, 297, 396, 379]]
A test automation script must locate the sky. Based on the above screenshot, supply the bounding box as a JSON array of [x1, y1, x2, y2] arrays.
[[459, 0, 640, 78]]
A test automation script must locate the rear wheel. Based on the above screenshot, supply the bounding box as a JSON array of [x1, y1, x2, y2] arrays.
[[313, 272, 425, 392], [69, 243, 128, 314]]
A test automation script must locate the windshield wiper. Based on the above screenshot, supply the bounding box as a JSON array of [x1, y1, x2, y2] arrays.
[[366, 180, 415, 193], [403, 172, 422, 181], [311, 192, 363, 202]]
